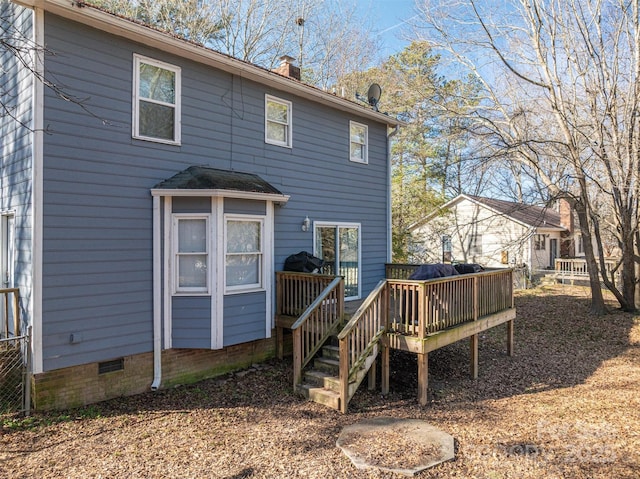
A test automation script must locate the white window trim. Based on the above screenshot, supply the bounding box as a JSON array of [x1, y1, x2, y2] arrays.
[[313, 221, 362, 300], [265, 94, 292, 148], [172, 214, 210, 295], [349, 121, 368, 164], [224, 214, 266, 295], [132, 54, 182, 145]]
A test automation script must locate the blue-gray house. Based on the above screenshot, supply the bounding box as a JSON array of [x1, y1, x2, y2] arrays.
[[1, 0, 400, 409]]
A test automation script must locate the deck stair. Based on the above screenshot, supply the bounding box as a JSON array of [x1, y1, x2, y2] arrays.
[[295, 339, 379, 411], [277, 267, 516, 413]]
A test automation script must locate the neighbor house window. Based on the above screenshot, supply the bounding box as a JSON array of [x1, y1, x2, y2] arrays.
[[535, 234, 546, 250], [225, 216, 264, 293], [173, 216, 208, 294], [265, 95, 292, 147], [349, 121, 368, 163], [133, 54, 181, 144], [577, 235, 584, 254], [469, 234, 482, 255]]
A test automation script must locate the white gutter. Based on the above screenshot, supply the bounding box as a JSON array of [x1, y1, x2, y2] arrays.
[[150, 188, 290, 204], [386, 125, 400, 262], [14, 0, 401, 128], [151, 195, 161, 390]]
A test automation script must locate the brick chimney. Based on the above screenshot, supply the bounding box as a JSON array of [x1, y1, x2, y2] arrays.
[[558, 198, 573, 232], [272, 55, 301, 81]]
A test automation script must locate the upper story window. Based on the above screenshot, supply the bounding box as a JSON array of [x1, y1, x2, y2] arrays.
[[468, 234, 482, 255], [173, 215, 209, 294], [133, 54, 181, 144], [265, 95, 292, 148], [225, 216, 264, 293], [534, 234, 546, 250], [349, 121, 368, 163]]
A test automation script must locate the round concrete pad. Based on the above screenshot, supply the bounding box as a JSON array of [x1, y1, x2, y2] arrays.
[[336, 417, 455, 476]]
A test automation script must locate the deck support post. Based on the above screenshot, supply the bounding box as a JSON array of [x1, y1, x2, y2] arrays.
[[417, 352, 428, 406], [507, 319, 514, 356], [367, 357, 376, 390], [276, 327, 284, 360], [470, 334, 478, 379], [381, 337, 389, 395]]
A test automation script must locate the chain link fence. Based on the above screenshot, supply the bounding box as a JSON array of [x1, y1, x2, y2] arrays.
[[0, 331, 31, 416]]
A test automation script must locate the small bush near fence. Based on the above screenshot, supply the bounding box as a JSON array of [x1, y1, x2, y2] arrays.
[[0, 338, 26, 414]]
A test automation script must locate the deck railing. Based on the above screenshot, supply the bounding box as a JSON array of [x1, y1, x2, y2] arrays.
[[554, 258, 619, 278], [1, 288, 21, 339], [387, 269, 513, 337], [276, 271, 337, 317], [289, 276, 344, 388], [337, 279, 387, 413]]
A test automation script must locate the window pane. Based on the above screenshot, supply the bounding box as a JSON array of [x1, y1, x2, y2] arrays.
[[179, 255, 207, 288], [227, 221, 260, 253], [139, 63, 175, 103], [350, 143, 365, 160], [179, 219, 206, 253], [267, 101, 288, 123], [226, 254, 259, 286], [266, 122, 286, 143], [139, 101, 175, 140], [350, 124, 366, 143]]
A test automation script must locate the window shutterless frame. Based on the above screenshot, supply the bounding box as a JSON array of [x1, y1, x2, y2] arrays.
[[349, 121, 368, 164], [265, 94, 292, 148], [224, 215, 265, 294], [172, 214, 210, 295], [132, 54, 181, 145]]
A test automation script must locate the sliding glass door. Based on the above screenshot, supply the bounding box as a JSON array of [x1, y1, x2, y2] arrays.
[[314, 223, 360, 299]]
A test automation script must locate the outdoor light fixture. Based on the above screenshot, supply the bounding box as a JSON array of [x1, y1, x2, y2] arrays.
[[301, 216, 311, 232]]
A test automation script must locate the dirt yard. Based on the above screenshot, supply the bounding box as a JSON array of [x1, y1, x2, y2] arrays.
[[1, 284, 639, 478]]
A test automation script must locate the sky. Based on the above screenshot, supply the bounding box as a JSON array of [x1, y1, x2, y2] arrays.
[[357, 0, 418, 58]]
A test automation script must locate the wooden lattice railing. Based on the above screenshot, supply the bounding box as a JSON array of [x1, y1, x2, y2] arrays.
[[276, 272, 337, 317]]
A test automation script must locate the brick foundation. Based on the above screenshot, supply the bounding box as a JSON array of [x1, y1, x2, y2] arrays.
[[32, 336, 277, 410]]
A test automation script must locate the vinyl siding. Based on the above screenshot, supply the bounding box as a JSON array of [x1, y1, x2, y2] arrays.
[[39, 13, 390, 370], [171, 296, 211, 349], [0, 2, 33, 328]]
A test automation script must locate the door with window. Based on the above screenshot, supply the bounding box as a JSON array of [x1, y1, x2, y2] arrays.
[[1, 214, 15, 337], [549, 238, 558, 268], [314, 223, 360, 299]]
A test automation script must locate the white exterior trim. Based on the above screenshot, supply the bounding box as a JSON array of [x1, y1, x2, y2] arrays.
[[171, 214, 211, 295], [13, 0, 400, 128], [31, 6, 45, 374], [265, 94, 292, 148], [151, 195, 162, 389], [265, 201, 274, 336], [163, 197, 172, 349], [212, 197, 223, 349], [349, 121, 368, 164], [132, 54, 181, 145], [313, 221, 362, 300], [151, 188, 289, 204]]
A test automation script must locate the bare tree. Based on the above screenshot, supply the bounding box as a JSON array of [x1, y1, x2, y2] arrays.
[[415, 0, 640, 313]]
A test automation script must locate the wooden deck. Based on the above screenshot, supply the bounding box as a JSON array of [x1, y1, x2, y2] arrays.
[[276, 265, 516, 412]]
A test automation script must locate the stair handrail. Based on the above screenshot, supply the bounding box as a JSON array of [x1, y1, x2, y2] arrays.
[[291, 276, 344, 388], [337, 279, 387, 413]]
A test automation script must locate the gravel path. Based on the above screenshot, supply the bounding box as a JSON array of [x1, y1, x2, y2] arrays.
[[2, 285, 639, 478]]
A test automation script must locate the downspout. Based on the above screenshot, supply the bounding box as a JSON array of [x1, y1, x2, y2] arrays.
[[151, 195, 162, 390], [386, 125, 400, 262]]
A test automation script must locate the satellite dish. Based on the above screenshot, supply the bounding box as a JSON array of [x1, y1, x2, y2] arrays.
[[367, 83, 382, 110], [355, 83, 382, 111]]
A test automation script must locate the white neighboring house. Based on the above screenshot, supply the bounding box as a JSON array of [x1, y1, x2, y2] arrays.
[[410, 194, 572, 271]]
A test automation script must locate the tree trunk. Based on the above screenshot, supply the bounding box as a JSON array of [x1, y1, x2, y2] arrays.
[[574, 202, 607, 315]]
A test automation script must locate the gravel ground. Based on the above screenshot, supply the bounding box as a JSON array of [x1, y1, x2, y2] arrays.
[[2, 284, 639, 478]]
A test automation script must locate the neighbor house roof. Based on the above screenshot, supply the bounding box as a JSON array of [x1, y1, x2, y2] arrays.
[[14, 0, 401, 127], [411, 194, 566, 231]]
